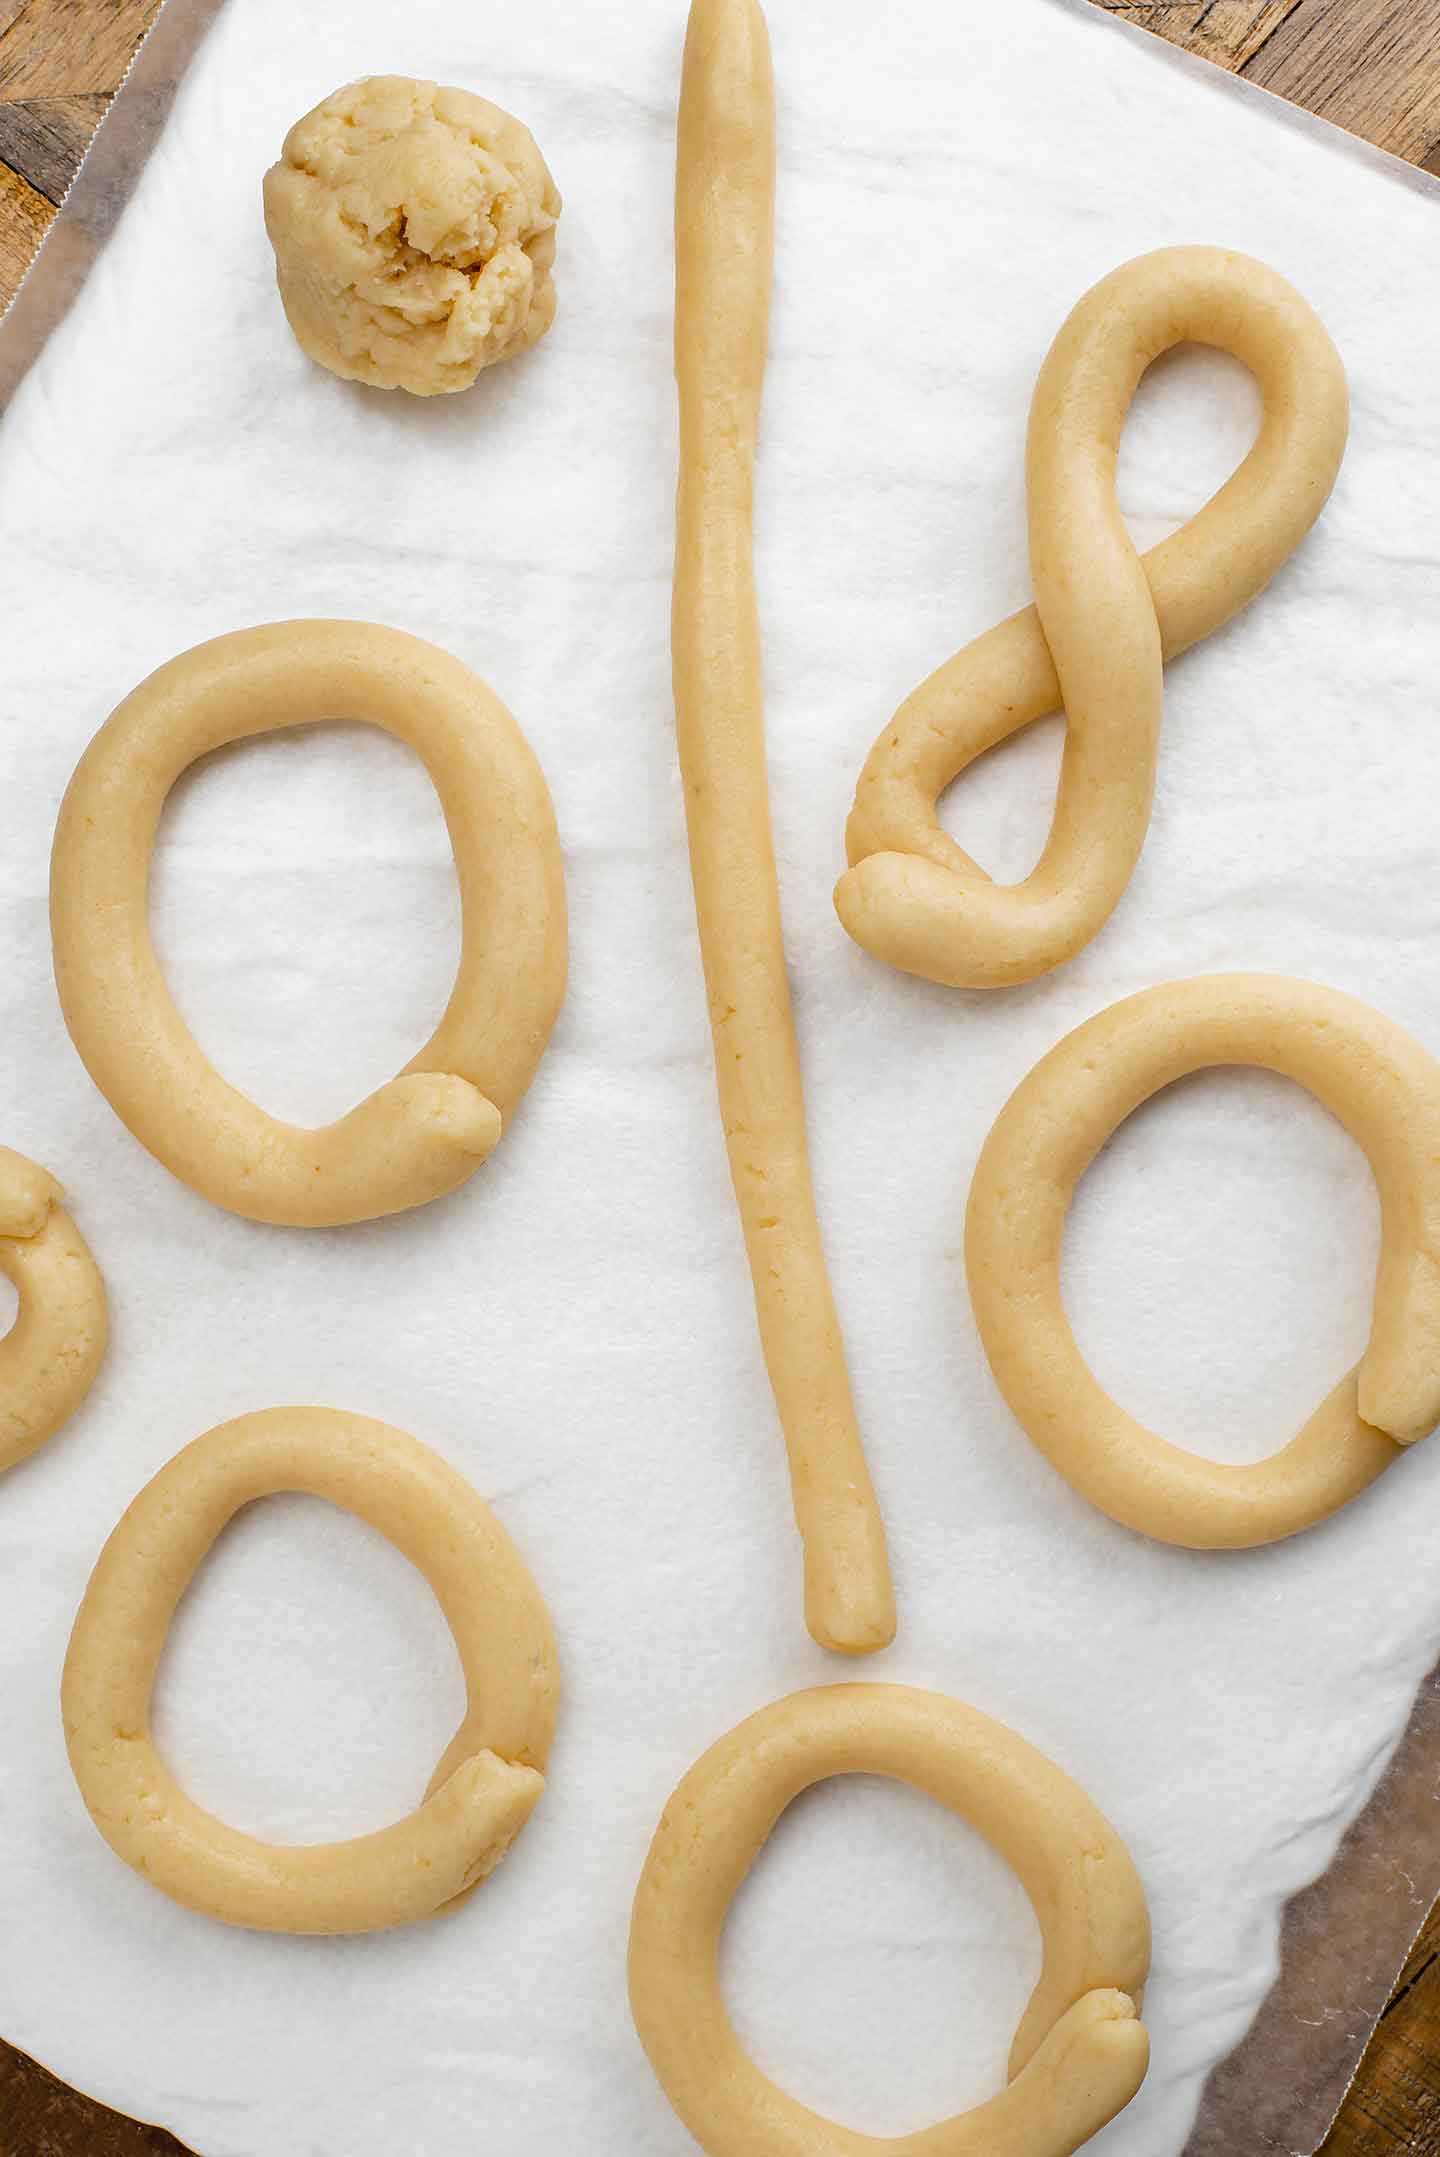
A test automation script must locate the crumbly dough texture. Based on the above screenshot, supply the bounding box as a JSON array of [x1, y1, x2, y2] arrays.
[[837, 247, 1350, 988], [966, 975, 1440, 1549], [62, 1407, 559, 1935], [674, 0, 894, 1657], [263, 76, 560, 395], [50, 619, 566, 1228], [629, 1685, 1151, 2157], [0, 1147, 106, 1478]]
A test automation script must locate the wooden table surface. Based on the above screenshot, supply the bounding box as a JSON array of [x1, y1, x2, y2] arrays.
[[1, 1, 1438, 2152]]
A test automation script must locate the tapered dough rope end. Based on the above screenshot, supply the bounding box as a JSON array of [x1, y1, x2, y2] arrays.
[[675, 0, 775, 403], [803, 1499, 897, 1655], [1356, 1170, 1440, 1447], [0, 1149, 64, 1239], [1359, 1337, 1440, 1449], [1008, 1991, 1150, 2150], [232, 1073, 504, 1228], [431, 1749, 547, 1888], [372, 1073, 504, 1167], [680, 0, 773, 123]]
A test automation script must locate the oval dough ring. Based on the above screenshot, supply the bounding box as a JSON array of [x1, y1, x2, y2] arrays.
[[62, 1405, 559, 1934], [0, 1147, 107, 1477], [50, 619, 567, 1227], [837, 246, 1350, 988], [966, 975, 1440, 1549], [629, 1684, 1151, 2157]]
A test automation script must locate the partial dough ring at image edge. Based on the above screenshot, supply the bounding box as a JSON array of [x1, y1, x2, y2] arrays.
[[50, 619, 566, 1228], [62, 1407, 559, 1934], [0, 1147, 106, 1477], [837, 246, 1349, 989], [965, 975, 1440, 1549], [629, 1685, 1150, 2157]]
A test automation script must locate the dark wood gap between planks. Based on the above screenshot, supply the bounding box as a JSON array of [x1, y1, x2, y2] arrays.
[[0, 0, 161, 303], [0, 92, 107, 202]]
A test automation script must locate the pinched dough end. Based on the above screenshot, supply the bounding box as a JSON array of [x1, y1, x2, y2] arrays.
[[263, 75, 561, 395], [0, 1147, 62, 1241]]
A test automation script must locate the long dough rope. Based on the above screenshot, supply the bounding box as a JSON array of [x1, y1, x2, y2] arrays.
[[0, 1148, 106, 1477], [62, 1407, 559, 1934], [965, 976, 1440, 1549], [674, 0, 894, 1655], [837, 247, 1350, 988], [629, 1685, 1150, 2157]]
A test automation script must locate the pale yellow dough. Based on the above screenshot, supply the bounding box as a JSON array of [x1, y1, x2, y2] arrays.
[[50, 619, 566, 1228], [263, 75, 560, 395], [629, 1685, 1150, 2157], [966, 976, 1440, 1549], [62, 1407, 559, 1935], [0, 1148, 106, 1478], [837, 247, 1349, 988], [674, 0, 894, 1656]]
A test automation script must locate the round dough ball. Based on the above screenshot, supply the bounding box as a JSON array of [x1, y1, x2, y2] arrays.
[[263, 76, 561, 396]]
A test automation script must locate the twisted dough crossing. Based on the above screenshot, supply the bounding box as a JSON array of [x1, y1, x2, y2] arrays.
[[837, 247, 1350, 988]]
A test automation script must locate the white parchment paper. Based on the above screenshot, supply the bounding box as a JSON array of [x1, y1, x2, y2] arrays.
[[1, 2, 1438, 2150]]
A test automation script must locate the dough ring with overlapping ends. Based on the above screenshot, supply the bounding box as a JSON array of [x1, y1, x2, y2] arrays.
[[0, 1148, 106, 1478], [966, 976, 1440, 1550], [629, 1684, 1151, 2157], [62, 1406, 559, 1935], [50, 620, 566, 1227], [837, 247, 1350, 988]]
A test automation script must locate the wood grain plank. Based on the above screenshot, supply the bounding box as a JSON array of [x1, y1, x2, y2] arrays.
[[0, 0, 161, 311], [1243, 0, 1440, 168], [0, 0, 162, 99], [0, 92, 106, 202], [0, 152, 50, 296], [1093, 2, 1305, 69], [1093, 0, 1440, 165], [1321, 1900, 1440, 2152]]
